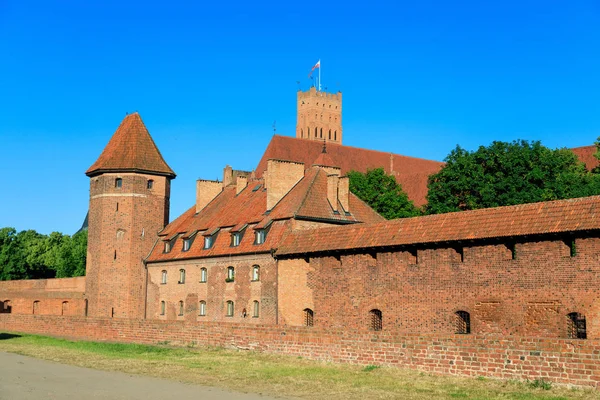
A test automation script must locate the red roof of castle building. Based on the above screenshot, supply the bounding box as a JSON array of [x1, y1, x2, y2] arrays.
[[256, 135, 443, 206], [86, 113, 176, 178], [276, 195, 600, 256], [146, 166, 383, 263], [571, 145, 599, 171]]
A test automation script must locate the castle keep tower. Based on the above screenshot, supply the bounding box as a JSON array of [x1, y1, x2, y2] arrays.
[[85, 113, 176, 319], [296, 87, 342, 144]]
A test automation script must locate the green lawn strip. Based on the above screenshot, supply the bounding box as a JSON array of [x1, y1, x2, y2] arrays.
[[0, 333, 597, 400]]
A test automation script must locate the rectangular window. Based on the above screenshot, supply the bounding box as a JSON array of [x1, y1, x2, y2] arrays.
[[226, 301, 234, 317], [204, 235, 214, 249], [200, 268, 207, 283], [253, 301, 259, 318], [115, 178, 122, 188], [255, 230, 266, 245], [231, 232, 241, 247], [183, 239, 191, 251], [160, 301, 165, 315], [199, 301, 206, 316]]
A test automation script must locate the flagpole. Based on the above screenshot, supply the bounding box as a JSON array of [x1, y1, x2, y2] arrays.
[[318, 60, 321, 91]]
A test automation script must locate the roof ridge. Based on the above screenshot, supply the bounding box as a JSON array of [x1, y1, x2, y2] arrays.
[[292, 167, 322, 218]]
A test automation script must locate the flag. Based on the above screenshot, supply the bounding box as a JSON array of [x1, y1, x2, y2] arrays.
[[308, 60, 320, 77]]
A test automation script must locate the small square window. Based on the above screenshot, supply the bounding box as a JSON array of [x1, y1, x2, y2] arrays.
[[147, 179, 154, 190]]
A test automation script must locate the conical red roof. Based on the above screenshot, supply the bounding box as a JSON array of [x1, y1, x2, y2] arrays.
[[86, 113, 176, 178]]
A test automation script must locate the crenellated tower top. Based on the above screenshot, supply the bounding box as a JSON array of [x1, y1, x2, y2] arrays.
[[296, 87, 342, 144]]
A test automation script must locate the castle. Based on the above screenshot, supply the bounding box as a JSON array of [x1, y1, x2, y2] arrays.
[[2, 87, 600, 388]]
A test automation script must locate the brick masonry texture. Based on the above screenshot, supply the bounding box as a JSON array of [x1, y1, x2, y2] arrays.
[[2, 315, 600, 388]]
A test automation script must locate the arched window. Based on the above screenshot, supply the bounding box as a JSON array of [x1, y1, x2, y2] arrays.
[[303, 308, 314, 327], [301, 128, 303, 138], [226, 301, 234, 317], [314, 127, 317, 138], [115, 178, 122, 188], [199, 301, 206, 316], [320, 128, 323, 138], [1, 300, 11, 314], [178, 301, 184, 316], [200, 268, 207, 283], [567, 312, 587, 339], [179, 269, 186, 284], [334, 131, 337, 141], [160, 301, 166, 316], [161, 270, 167, 284], [147, 179, 154, 189], [61, 301, 69, 316], [328, 129, 331, 139], [252, 265, 260, 281], [369, 309, 382, 331], [226, 266, 235, 282], [33, 300, 40, 315], [253, 301, 260, 317], [455, 311, 471, 334]]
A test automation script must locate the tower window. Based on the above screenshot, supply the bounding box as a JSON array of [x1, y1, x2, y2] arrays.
[[226, 266, 235, 282], [178, 269, 186, 284], [334, 131, 337, 141], [252, 265, 260, 281], [226, 300, 234, 317], [199, 301, 206, 316], [253, 301, 260, 318], [178, 300, 184, 316], [329, 129, 331, 139], [303, 308, 314, 327], [455, 311, 471, 334], [314, 127, 317, 138], [567, 312, 587, 339], [160, 301, 165, 315], [115, 178, 122, 188], [369, 309, 383, 331], [147, 179, 154, 189], [200, 267, 207, 283], [320, 128, 322, 138], [161, 270, 167, 284]]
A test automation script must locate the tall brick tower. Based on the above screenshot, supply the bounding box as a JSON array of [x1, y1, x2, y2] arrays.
[[296, 87, 342, 144], [85, 113, 176, 319]]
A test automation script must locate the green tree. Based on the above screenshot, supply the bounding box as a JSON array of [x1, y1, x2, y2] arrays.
[[55, 230, 87, 278], [348, 168, 420, 219], [425, 140, 600, 214]]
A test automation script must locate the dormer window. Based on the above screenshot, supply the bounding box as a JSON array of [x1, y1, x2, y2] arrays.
[[164, 241, 172, 253], [203, 229, 219, 250], [115, 178, 122, 188], [183, 238, 191, 251], [255, 230, 266, 245], [231, 232, 242, 247]]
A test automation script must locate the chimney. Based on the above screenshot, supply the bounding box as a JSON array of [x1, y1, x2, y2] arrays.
[[266, 159, 305, 210], [196, 179, 222, 213], [327, 174, 339, 212], [338, 176, 349, 213], [223, 165, 233, 188], [236, 176, 248, 195]]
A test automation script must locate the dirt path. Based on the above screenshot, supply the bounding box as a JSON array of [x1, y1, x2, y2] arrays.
[[0, 352, 283, 400]]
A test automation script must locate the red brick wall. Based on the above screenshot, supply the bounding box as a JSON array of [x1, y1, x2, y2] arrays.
[[278, 236, 600, 339], [0, 277, 86, 316], [86, 172, 171, 319], [146, 254, 276, 324], [1, 314, 599, 388]]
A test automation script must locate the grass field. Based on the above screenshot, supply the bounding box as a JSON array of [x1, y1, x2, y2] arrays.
[[0, 332, 597, 400]]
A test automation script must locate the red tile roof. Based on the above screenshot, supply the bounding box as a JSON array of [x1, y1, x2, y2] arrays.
[[146, 166, 383, 263], [256, 136, 443, 206], [276, 195, 600, 256], [86, 113, 176, 178], [571, 145, 599, 171]]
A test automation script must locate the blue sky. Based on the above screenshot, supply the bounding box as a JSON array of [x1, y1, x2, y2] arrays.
[[0, 1, 598, 234]]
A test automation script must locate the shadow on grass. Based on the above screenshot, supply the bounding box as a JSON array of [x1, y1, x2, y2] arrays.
[[0, 333, 21, 340]]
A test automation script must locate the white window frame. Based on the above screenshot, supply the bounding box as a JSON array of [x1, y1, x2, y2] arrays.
[[199, 301, 206, 316], [161, 270, 167, 284], [252, 265, 260, 281], [200, 268, 207, 283]]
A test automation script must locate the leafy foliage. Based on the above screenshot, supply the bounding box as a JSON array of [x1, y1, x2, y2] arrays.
[[425, 140, 600, 214], [348, 168, 420, 219], [0, 228, 87, 280]]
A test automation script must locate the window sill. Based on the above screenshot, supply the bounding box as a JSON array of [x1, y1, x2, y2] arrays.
[[199, 281, 207, 284], [178, 282, 185, 285], [160, 282, 167, 285], [251, 279, 260, 282]]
